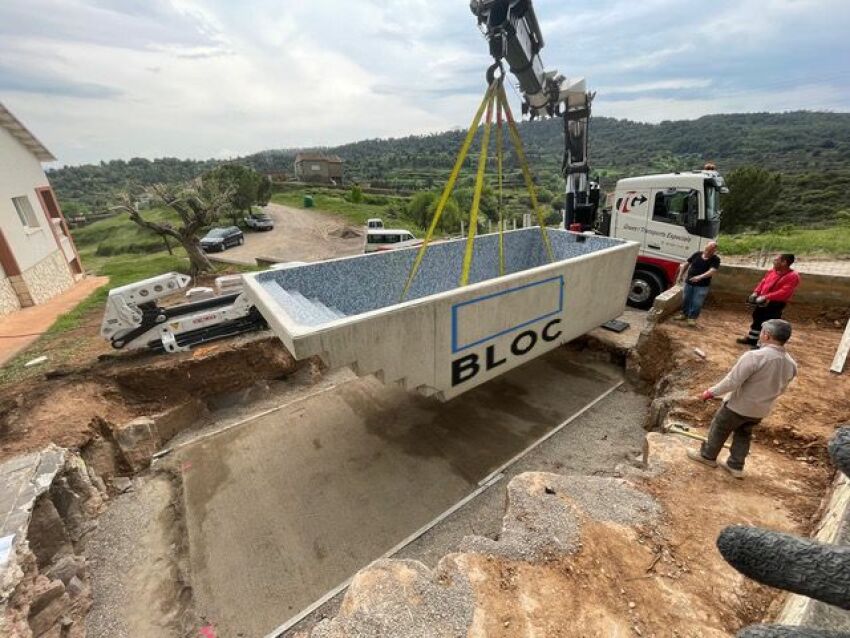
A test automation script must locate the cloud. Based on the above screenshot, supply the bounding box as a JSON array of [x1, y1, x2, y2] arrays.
[[0, 0, 847, 164], [0, 65, 121, 99]]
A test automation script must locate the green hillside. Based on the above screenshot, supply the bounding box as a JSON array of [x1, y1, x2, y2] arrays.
[[49, 111, 850, 230]]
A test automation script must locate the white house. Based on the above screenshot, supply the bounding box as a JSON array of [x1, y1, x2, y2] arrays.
[[0, 103, 82, 316]]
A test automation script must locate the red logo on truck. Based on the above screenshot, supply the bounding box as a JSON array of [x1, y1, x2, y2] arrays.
[[616, 192, 648, 213]]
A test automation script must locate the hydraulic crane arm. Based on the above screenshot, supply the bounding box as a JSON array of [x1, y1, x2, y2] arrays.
[[470, 0, 598, 228]]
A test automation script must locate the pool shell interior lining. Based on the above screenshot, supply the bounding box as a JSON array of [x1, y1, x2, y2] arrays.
[[255, 228, 625, 324]]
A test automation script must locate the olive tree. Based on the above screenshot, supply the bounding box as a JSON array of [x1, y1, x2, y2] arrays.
[[115, 181, 233, 275]]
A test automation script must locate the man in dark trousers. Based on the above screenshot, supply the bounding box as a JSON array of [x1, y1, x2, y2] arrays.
[[689, 319, 797, 478], [737, 253, 801, 347], [675, 241, 720, 327]]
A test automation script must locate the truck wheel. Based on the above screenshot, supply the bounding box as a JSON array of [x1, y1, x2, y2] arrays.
[[628, 269, 663, 310]]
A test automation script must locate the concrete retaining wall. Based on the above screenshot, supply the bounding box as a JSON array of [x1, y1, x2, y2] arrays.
[[775, 473, 850, 630], [711, 264, 850, 308]]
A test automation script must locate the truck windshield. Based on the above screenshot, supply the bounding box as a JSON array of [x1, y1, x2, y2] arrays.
[[704, 186, 721, 221]]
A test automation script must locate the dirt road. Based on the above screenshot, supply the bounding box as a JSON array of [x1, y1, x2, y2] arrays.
[[210, 203, 366, 266]]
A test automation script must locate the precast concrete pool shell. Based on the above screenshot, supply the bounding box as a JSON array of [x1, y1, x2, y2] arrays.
[[243, 228, 640, 400]]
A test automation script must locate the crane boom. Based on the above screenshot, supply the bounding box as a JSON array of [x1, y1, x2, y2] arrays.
[[470, 0, 597, 228]]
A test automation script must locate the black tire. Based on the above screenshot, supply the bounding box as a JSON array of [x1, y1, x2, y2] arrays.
[[717, 525, 850, 610], [627, 269, 664, 309], [238, 236, 244, 246]]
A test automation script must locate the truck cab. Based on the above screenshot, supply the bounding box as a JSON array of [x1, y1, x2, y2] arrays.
[[602, 169, 727, 308]]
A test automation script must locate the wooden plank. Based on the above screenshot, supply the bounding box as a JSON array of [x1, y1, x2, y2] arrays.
[[830, 318, 850, 374]]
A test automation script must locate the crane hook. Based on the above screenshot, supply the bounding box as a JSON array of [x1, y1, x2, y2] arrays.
[[486, 60, 505, 86]]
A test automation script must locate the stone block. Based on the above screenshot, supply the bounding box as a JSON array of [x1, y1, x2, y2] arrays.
[[648, 285, 683, 323], [29, 577, 65, 616], [152, 399, 207, 443], [44, 555, 85, 586], [28, 497, 71, 569], [28, 591, 70, 637], [112, 416, 160, 472], [81, 436, 120, 482]]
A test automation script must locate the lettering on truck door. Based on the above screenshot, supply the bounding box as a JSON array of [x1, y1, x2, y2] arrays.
[[612, 190, 650, 250], [645, 188, 702, 260]]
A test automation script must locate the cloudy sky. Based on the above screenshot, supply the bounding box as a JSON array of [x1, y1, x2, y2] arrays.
[[1, 0, 849, 165]]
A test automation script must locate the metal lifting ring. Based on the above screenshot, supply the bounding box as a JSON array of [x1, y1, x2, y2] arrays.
[[486, 60, 505, 86]]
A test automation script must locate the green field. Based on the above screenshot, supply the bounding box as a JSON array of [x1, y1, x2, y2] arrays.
[[718, 223, 850, 257]]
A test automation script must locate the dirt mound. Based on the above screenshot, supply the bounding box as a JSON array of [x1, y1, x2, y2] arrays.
[[306, 456, 819, 638], [0, 335, 302, 463]]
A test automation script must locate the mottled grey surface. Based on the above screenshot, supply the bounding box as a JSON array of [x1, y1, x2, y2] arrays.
[[0, 446, 66, 599], [459, 473, 659, 563], [255, 228, 623, 324]]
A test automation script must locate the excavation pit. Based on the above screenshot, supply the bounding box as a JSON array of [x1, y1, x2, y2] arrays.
[[167, 348, 629, 637]]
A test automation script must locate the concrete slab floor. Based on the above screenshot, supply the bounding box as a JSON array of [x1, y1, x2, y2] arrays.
[[175, 348, 623, 638], [287, 379, 649, 637], [586, 308, 648, 351]]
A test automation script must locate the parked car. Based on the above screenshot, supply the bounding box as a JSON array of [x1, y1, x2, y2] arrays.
[[201, 226, 244, 252], [244, 212, 274, 231], [364, 229, 420, 253]]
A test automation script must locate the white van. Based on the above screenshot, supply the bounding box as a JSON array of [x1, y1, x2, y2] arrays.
[[365, 229, 420, 253], [366, 218, 384, 229]]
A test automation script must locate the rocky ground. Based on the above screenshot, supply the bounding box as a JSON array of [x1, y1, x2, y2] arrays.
[[1, 299, 848, 637], [294, 302, 850, 638]]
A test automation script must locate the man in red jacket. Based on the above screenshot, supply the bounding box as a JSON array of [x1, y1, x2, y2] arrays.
[[736, 254, 801, 347]]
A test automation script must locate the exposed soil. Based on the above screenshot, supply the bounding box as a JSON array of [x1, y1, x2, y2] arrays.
[[0, 333, 303, 463], [3, 297, 848, 638], [300, 301, 849, 637], [643, 300, 850, 462]]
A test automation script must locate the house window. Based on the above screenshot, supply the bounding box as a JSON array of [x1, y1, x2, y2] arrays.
[[12, 196, 40, 229], [311, 164, 321, 171]]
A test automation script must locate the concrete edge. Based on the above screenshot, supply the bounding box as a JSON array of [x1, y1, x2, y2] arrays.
[[774, 472, 850, 625]]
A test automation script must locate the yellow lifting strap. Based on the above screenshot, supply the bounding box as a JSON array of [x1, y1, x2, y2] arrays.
[[496, 95, 505, 277], [497, 84, 555, 263], [400, 80, 498, 301], [459, 92, 496, 287]]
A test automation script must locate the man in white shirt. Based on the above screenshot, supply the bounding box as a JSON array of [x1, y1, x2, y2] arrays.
[[687, 319, 797, 478]]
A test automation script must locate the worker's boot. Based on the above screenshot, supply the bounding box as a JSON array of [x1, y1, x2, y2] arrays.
[[721, 462, 744, 479], [686, 318, 697, 327], [687, 449, 717, 468], [674, 313, 687, 321]]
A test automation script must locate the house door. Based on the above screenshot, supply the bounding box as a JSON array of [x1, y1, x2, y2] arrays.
[[35, 187, 83, 275]]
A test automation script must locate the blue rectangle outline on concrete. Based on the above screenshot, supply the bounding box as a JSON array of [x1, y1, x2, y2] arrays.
[[451, 275, 564, 354]]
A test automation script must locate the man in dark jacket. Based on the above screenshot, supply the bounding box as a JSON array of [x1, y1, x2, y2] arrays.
[[737, 254, 801, 347], [675, 241, 720, 327]]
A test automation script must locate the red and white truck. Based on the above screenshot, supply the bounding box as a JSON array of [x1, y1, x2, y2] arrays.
[[597, 168, 727, 308]]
